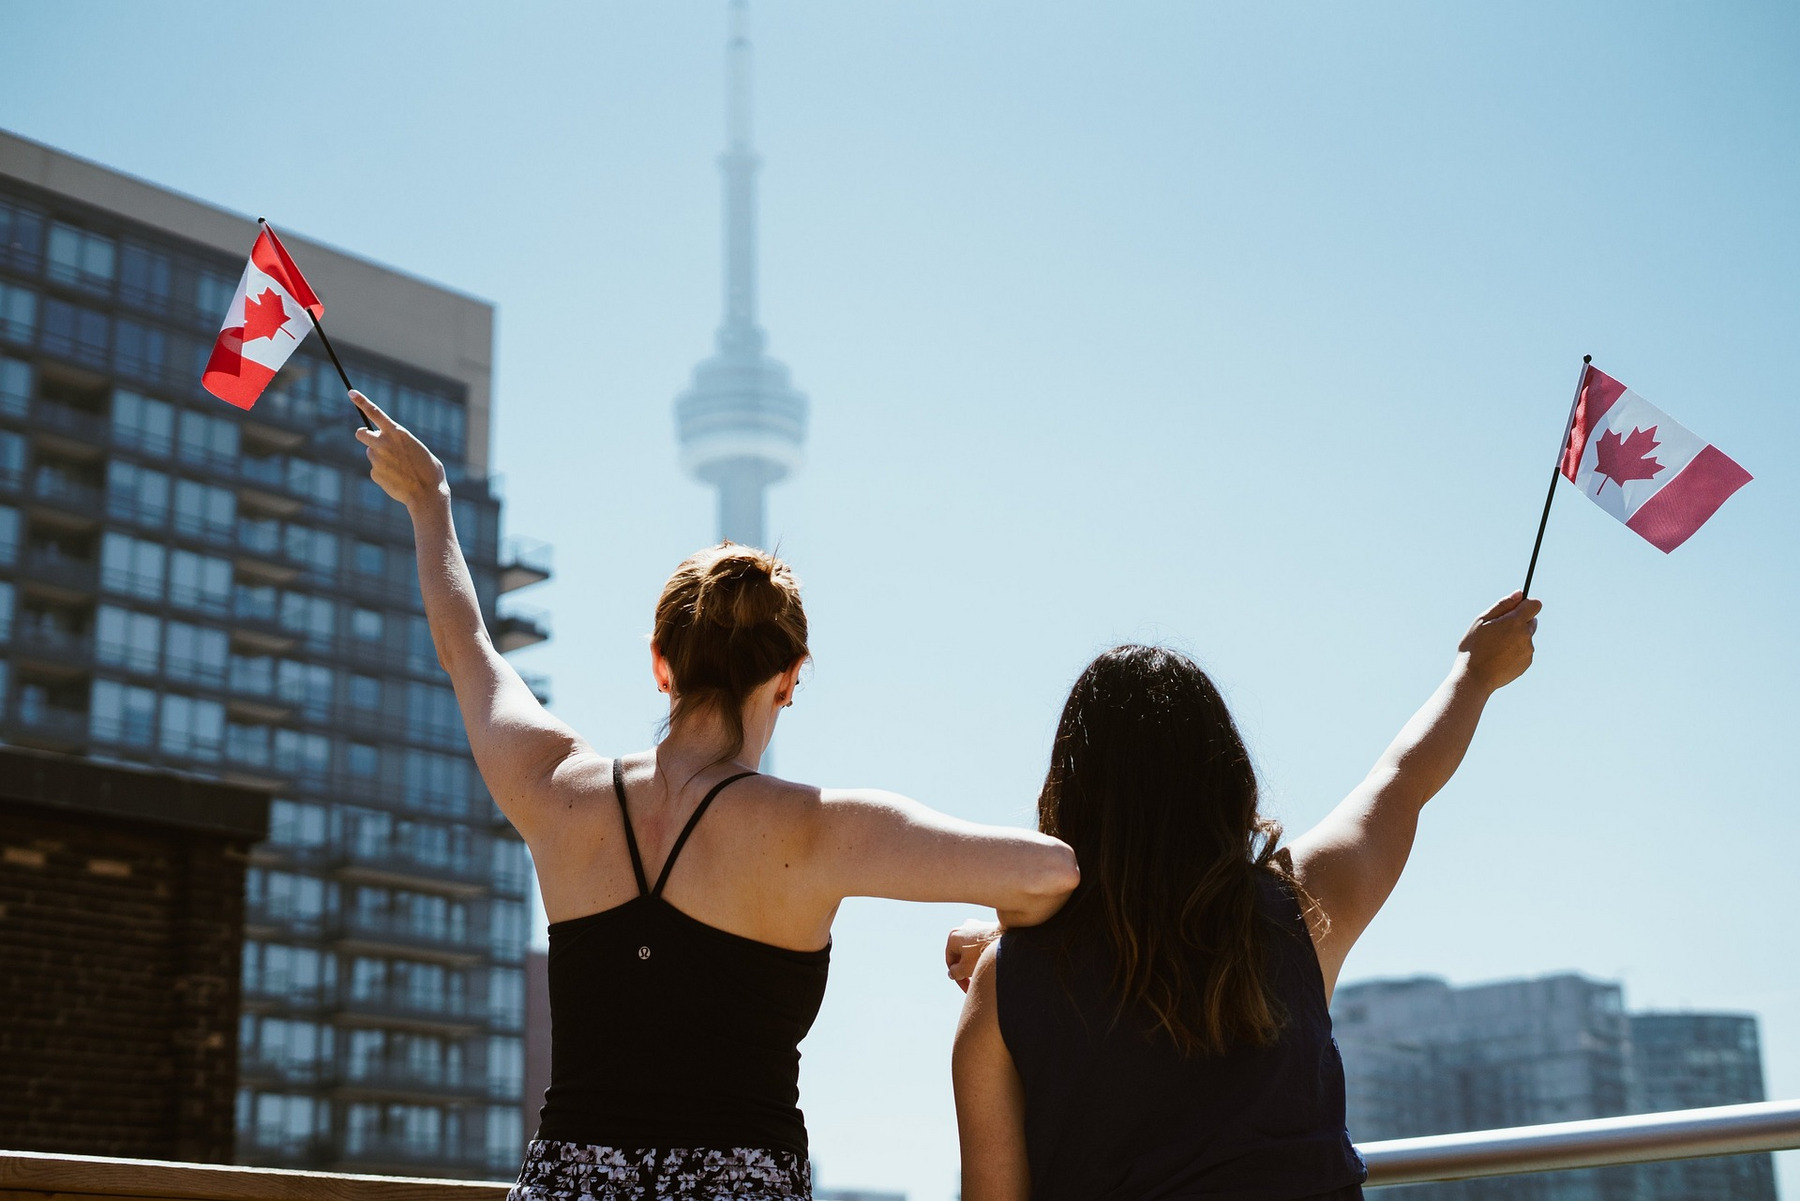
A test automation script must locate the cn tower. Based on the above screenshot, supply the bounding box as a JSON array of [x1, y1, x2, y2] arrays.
[[674, 0, 808, 550]]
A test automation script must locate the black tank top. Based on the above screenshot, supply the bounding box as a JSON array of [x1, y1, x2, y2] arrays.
[[536, 760, 831, 1156], [997, 874, 1366, 1201]]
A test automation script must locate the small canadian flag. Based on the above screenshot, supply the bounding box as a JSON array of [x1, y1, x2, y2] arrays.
[[201, 224, 323, 410], [1560, 365, 1751, 553]]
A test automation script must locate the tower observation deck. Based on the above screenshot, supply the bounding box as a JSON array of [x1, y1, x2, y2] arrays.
[[674, 0, 808, 550]]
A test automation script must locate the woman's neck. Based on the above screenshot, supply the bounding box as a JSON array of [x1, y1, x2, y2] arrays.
[[659, 704, 769, 777]]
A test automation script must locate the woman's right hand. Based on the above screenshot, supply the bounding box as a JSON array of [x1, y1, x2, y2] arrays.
[[1456, 591, 1543, 691], [947, 919, 1002, 992]]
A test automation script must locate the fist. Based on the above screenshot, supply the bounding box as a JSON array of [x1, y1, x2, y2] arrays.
[[945, 919, 1002, 993], [1458, 592, 1543, 691]]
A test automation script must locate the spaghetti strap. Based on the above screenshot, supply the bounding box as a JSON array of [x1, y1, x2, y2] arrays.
[[612, 758, 650, 897], [651, 770, 757, 898]]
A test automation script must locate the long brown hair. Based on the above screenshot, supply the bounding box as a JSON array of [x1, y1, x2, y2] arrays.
[[1038, 644, 1304, 1056], [653, 543, 809, 761]]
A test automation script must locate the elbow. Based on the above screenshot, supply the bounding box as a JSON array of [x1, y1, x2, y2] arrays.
[[1001, 837, 1080, 927]]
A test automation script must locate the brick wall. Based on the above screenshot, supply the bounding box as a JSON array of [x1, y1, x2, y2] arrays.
[[0, 750, 267, 1162]]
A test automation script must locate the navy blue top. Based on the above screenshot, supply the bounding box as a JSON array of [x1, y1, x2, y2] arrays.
[[536, 761, 831, 1156], [997, 874, 1366, 1201]]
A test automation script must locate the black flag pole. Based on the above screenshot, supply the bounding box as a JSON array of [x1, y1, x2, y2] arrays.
[[257, 218, 376, 432], [1521, 354, 1593, 598]]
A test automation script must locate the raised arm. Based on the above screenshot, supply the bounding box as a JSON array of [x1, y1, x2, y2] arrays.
[[811, 789, 1078, 927], [1289, 592, 1541, 995], [353, 392, 592, 841]]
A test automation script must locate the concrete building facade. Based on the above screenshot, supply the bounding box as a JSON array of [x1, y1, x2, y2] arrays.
[[0, 127, 548, 1177], [1333, 974, 1776, 1201]]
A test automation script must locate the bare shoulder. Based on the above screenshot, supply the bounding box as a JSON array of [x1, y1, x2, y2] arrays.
[[517, 750, 619, 860]]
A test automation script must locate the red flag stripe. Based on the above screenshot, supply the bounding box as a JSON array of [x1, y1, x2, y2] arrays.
[[202, 327, 278, 411], [1622, 444, 1753, 553], [250, 226, 323, 318], [1560, 365, 1629, 482]]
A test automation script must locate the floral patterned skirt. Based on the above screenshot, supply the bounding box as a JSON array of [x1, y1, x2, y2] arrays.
[[509, 1139, 811, 1201]]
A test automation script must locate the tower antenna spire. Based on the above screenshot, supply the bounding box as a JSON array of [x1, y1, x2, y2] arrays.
[[674, 0, 809, 551]]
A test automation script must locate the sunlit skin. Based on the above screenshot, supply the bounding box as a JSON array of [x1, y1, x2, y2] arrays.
[[352, 389, 1079, 958], [945, 593, 1541, 1201]]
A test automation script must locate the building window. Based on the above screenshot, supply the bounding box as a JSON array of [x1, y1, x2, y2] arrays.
[[0, 355, 29, 417], [348, 673, 381, 710], [95, 605, 161, 673], [351, 607, 384, 642], [111, 389, 174, 457], [176, 409, 238, 471], [276, 660, 333, 719], [347, 742, 379, 778], [118, 243, 172, 308], [287, 459, 341, 511], [105, 460, 171, 527], [227, 720, 271, 767], [273, 729, 331, 779], [230, 652, 274, 696], [268, 799, 328, 848], [280, 591, 335, 647], [246, 867, 328, 927], [492, 838, 530, 896], [283, 523, 337, 575], [353, 540, 385, 577], [488, 967, 525, 1030], [242, 940, 330, 999], [46, 222, 116, 291], [403, 749, 472, 817], [490, 899, 527, 959], [100, 532, 166, 600], [113, 318, 167, 381], [0, 282, 35, 347], [169, 549, 232, 614], [0, 199, 44, 272], [486, 1106, 523, 1170], [487, 1036, 524, 1099], [408, 615, 437, 673], [160, 693, 225, 761], [247, 1092, 327, 1154], [173, 479, 235, 542], [0, 580, 14, 644], [195, 270, 236, 321], [408, 681, 462, 747], [164, 620, 228, 686], [0, 430, 23, 490], [40, 298, 109, 366], [90, 678, 157, 746], [0, 504, 19, 567]]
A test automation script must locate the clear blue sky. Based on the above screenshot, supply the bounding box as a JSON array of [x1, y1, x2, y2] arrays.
[[4, 3, 1796, 1197]]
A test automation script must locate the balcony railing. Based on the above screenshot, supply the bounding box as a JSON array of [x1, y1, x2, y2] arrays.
[[497, 537, 552, 594], [0, 1150, 511, 1197], [22, 550, 99, 594], [1361, 1098, 1800, 1185], [493, 606, 549, 653]]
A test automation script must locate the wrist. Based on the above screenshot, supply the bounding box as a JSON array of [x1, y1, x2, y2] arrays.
[[1450, 652, 1501, 696], [405, 483, 453, 518]]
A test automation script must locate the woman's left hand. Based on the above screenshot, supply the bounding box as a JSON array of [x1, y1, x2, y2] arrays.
[[352, 390, 448, 510], [946, 919, 1003, 992]]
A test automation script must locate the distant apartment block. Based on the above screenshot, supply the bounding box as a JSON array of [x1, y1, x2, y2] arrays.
[[0, 128, 550, 1178], [1333, 974, 1775, 1201]]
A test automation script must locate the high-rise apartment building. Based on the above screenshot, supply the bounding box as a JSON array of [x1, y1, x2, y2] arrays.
[[1332, 974, 1776, 1201], [0, 128, 549, 1178]]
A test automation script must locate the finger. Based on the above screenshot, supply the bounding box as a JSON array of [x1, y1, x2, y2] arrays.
[[1504, 598, 1544, 622], [1479, 592, 1525, 621], [355, 426, 379, 447], [349, 390, 396, 430], [1527, 618, 1539, 635]]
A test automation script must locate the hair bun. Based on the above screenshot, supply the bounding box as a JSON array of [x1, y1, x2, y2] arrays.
[[693, 545, 793, 630]]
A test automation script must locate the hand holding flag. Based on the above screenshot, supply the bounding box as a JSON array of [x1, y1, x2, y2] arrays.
[[352, 391, 448, 511]]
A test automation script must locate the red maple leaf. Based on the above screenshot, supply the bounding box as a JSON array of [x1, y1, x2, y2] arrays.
[[1592, 425, 1664, 492], [242, 287, 292, 342]]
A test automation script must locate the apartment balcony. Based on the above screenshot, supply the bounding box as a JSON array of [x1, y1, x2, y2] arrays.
[[330, 1139, 495, 1180], [493, 605, 549, 654], [334, 993, 488, 1036], [9, 625, 94, 675], [4, 699, 89, 751], [333, 844, 492, 898], [29, 470, 102, 527], [31, 398, 108, 459], [331, 1062, 491, 1104], [20, 551, 97, 601], [329, 912, 487, 967], [497, 537, 551, 594]]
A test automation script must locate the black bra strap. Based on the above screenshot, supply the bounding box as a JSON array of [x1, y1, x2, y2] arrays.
[[612, 758, 650, 897], [651, 771, 757, 898]]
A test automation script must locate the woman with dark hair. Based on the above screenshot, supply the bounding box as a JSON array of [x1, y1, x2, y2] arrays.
[[350, 393, 1079, 1201], [947, 594, 1542, 1201]]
